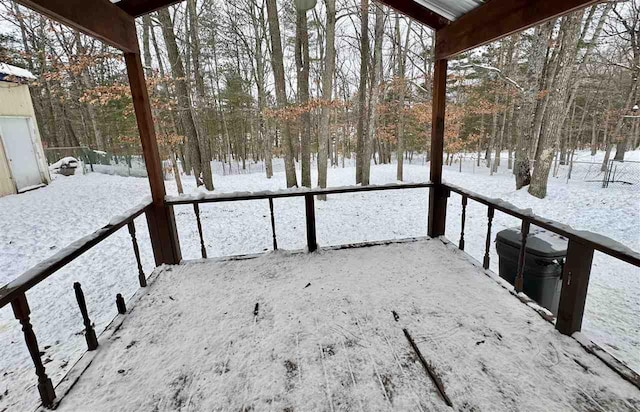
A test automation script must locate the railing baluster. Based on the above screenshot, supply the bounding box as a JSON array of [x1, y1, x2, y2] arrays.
[[268, 198, 278, 250], [116, 293, 127, 314], [459, 195, 468, 250], [515, 220, 530, 293], [556, 240, 594, 335], [74, 282, 98, 351], [304, 194, 317, 252], [193, 203, 207, 259], [483, 206, 494, 269], [11, 294, 56, 407], [127, 221, 146, 287]]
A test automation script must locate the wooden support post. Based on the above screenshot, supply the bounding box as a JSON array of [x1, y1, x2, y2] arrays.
[[428, 58, 448, 237], [305, 194, 317, 252], [124, 49, 181, 266], [73, 282, 99, 351], [268, 198, 278, 250], [11, 294, 56, 407], [556, 240, 594, 335], [127, 221, 147, 287]]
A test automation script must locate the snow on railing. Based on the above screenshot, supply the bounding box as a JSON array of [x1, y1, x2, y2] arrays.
[[165, 182, 434, 257], [165, 182, 433, 204], [0, 199, 153, 408], [444, 183, 640, 266], [445, 182, 640, 388], [0, 199, 152, 309]]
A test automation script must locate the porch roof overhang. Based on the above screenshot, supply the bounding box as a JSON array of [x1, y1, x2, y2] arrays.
[[15, 0, 605, 60]]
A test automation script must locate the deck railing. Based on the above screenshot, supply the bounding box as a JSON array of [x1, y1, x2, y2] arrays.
[[0, 183, 433, 408], [165, 182, 434, 254], [443, 182, 640, 388], [2, 181, 640, 407], [442, 183, 640, 337], [0, 201, 152, 407]]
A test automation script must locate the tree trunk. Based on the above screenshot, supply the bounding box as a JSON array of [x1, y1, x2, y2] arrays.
[[514, 22, 554, 188], [248, 0, 272, 179], [363, 4, 385, 185], [488, 91, 500, 169], [142, 15, 154, 77], [296, 6, 311, 187], [590, 113, 598, 155], [171, 150, 184, 194], [355, 0, 369, 184], [317, 0, 336, 199], [186, 0, 214, 190], [266, 0, 297, 187], [157, 8, 212, 190], [395, 14, 410, 182], [529, 14, 583, 198]]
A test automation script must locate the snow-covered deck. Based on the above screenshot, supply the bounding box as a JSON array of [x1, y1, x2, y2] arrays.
[[52, 239, 639, 411]]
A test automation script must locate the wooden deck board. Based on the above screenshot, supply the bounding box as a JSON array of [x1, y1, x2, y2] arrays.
[[52, 240, 640, 411]]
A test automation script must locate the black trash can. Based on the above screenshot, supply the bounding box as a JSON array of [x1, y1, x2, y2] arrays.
[[495, 227, 568, 314]]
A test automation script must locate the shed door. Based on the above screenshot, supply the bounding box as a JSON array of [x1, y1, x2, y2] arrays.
[[0, 117, 44, 192]]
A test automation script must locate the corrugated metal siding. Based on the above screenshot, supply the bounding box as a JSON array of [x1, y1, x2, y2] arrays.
[[413, 0, 484, 20]]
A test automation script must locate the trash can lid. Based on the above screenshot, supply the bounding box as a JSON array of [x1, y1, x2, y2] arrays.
[[496, 227, 568, 258]]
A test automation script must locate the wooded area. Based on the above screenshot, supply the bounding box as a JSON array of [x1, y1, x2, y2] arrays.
[[0, 0, 638, 198]]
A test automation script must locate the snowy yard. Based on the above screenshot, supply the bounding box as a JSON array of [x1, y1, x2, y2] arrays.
[[0, 152, 639, 411]]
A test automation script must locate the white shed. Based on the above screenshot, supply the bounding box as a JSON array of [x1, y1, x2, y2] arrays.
[[0, 62, 50, 197]]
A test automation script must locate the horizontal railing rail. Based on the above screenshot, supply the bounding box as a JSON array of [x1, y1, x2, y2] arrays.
[[0, 201, 152, 309], [444, 183, 640, 267], [165, 182, 433, 256], [165, 182, 433, 205], [444, 182, 640, 387], [0, 200, 153, 408]]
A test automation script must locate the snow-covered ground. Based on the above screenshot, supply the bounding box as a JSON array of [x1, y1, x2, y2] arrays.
[[0, 151, 638, 411]]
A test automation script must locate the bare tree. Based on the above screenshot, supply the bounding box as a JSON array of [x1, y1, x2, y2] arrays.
[[295, 4, 312, 187], [317, 0, 336, 198], [530, 12, 584, 198], [266, 0, 298, 187], [157, 8, 214, 190], [394, 13, 411, 181], [355, 0, 369, 184], [362, 4, 385, 185]]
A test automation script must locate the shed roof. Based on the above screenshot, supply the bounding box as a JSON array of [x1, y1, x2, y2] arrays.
[[0, 62, 36, 83]]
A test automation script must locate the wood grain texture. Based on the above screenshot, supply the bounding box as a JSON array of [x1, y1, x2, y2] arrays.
[[125, 51, 182, 265], [428, 58, 447, 237], [556, 240, 594, 335]]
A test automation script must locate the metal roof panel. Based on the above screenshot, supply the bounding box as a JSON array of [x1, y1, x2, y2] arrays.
[[413, 0, 485, 20]]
